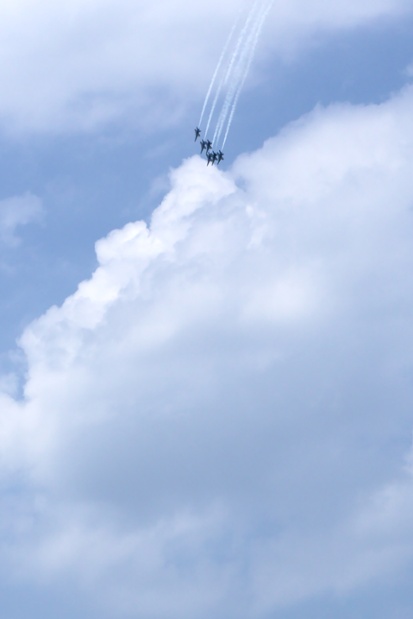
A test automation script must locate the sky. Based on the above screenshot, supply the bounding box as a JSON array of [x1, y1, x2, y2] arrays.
[[1, 1, 413, 617]]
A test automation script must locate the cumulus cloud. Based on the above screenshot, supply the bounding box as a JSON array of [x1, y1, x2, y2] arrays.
[[2, 85, 413, 617], [0, 0, 410, 133], [0, 193, 42, 247]]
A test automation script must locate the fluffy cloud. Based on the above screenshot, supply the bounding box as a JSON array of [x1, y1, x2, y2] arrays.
[[2, 85, 413, 617], [0, 0, 410, 133]]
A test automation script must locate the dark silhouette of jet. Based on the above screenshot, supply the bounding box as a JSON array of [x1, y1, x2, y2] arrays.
[[206, 139, 213, 153], [216, 150, 224, 164], [200, 139, 207, 153], [194, 127, 201, 141], [207, 151, 217, 166]]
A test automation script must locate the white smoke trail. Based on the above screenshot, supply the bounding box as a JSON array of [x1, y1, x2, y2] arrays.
[[214, 7, 262, 143], [197, 0, 274, 151], [202, 3, 255, 137], [212, 0, 263, 145], [204, 7, 251, 140], [221, 0, 261, 93], [204, 59, 228, 138], [221, 0, 274, 150], [198, 17, 239, 129], [213, 0, 272, 146], [213, 40, 251, 146]]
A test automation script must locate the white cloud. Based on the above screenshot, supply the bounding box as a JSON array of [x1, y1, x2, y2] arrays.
[[0, 193, 42, 247], [2, 85, 413, 617], [0, 0, 410, 133]]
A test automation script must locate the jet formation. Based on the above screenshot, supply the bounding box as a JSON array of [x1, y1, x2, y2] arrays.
[[195, 1, 274, 155], [194, 128, 224, 166]]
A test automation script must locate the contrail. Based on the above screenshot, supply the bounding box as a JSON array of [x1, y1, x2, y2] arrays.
[[198, 17, 239, 129], [196, 0, 274, 154], [212, 0, 262, 146], [205, 0, 258, 142], [213, 37, 252, 145], [204, 55, 229, 138], [221, 0, 274, 150], [213, 0, 271, 146], [202, 3, 254, 137], [220, 0, 261, 93], [219, 0, 273, 146]]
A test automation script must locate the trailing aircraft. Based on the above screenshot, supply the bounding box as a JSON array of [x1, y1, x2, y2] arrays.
[[207, 151, 217, 166], [216, 150, 224, 164], [206, 139, 213, 153], [194, 127, 201, 141], [200, 139, 207, 153]]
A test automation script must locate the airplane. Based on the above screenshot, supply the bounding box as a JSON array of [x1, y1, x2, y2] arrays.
[[206, 139, 213, 153], [216, 150, 224, 164], [194, 127, 201, 141], [200, 139, 207, 153], [207, 151, 217, 166]]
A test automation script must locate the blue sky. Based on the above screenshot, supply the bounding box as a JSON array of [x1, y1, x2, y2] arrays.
[[1, 1, 413, 617]]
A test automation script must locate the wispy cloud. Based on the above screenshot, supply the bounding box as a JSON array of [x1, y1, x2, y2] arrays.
[[0, 193, 43, 247]]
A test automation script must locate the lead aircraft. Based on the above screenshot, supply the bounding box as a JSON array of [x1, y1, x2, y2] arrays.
[[194, 127, 201, 141]]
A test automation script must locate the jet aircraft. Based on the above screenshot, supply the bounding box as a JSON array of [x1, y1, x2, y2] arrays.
[[216, 150, 224, 164], [200, 139, 207, 153], [207, 151, 217, 166], [206, 139, 213, 153], [194, 127, 201, 141]]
